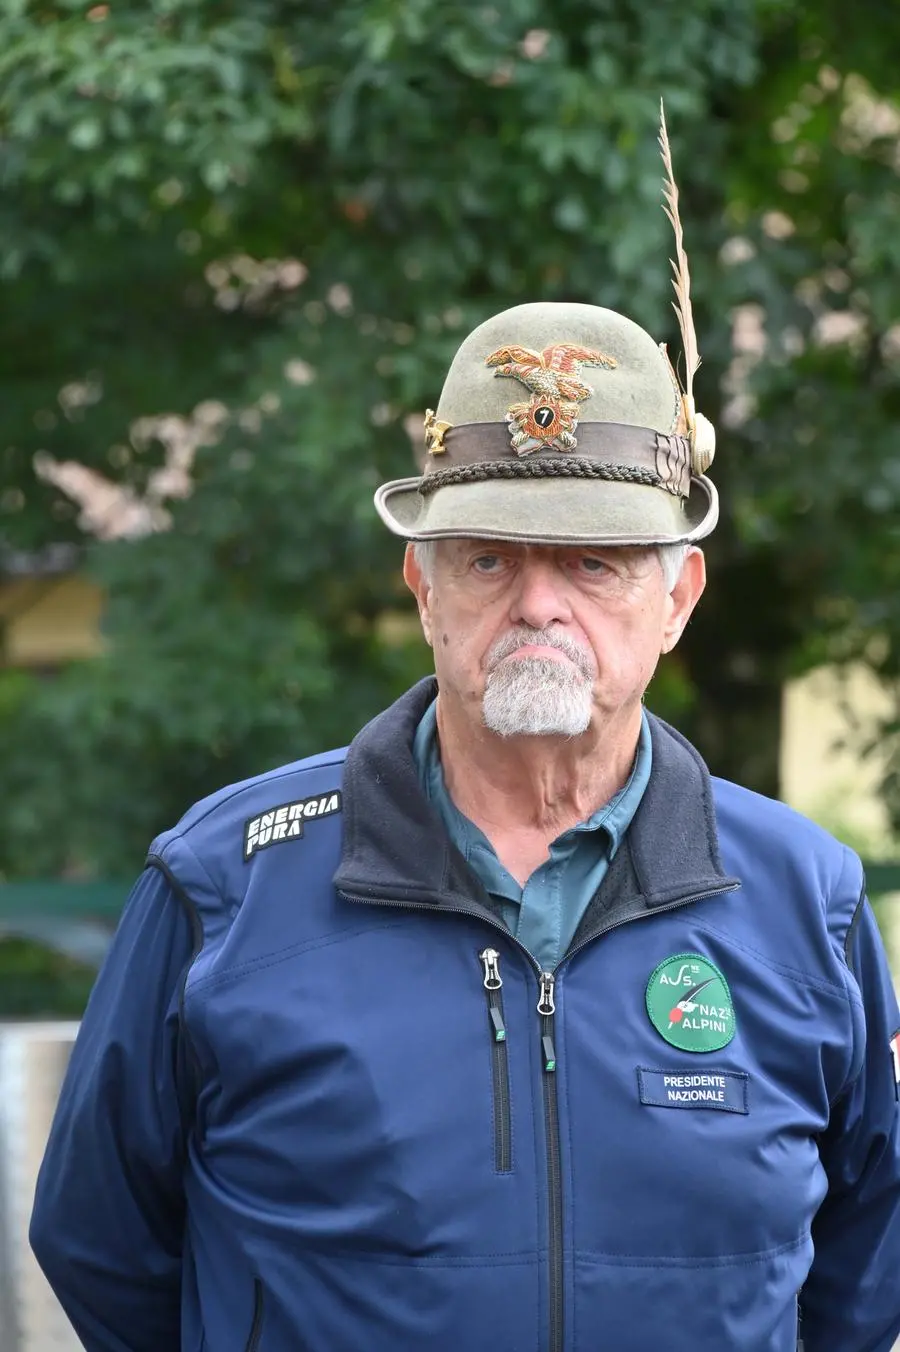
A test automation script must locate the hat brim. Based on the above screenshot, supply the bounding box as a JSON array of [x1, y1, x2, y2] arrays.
[[374, 473, 718, 546]]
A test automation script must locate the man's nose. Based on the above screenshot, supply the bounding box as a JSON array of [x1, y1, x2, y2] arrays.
[[508, 559, 573, 629]]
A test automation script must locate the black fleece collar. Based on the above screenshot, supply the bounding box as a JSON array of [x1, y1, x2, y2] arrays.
[[334, 679, 739, 938]]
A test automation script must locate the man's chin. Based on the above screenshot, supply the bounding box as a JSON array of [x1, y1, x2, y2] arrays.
[[486, 721, 592, 739], [481, 692, 593, 738]]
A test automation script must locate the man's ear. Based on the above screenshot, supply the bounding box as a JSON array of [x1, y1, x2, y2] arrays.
[[661, 547, 706, 654], [403, 543, 434, 647]]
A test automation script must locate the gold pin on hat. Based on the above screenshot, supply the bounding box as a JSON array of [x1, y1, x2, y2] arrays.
[[423, 408, 452, 455]]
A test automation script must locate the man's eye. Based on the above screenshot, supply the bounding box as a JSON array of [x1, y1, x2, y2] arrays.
[[579, 557, 607, 573], [473, 556, 502, 572]]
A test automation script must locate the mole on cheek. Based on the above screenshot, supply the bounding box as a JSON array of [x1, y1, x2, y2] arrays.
[[441, 633, 449, 647]]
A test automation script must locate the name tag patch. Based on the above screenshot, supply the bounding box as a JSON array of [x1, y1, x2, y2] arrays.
[[637, 1067, 749, 1114]]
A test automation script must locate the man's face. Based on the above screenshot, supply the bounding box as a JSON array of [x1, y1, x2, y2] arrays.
[[403, 539, 705, 739]]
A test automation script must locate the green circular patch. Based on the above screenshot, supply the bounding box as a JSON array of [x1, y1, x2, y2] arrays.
[[646, 953, 735, 1052]]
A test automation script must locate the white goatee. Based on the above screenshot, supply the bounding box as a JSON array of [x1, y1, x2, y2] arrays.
[[482, 626, 595, 737]]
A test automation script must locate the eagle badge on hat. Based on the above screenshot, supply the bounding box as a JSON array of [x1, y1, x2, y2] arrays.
[[486, 343, 617, 455]]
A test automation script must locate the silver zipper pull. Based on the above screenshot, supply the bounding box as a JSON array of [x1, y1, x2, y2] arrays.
[[537, 971, 555, 1016], [479, 948, 503, 991]]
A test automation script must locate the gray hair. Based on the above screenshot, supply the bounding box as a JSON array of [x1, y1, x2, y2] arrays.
[[658, 542, 689, 592], [413, 539, 689, 593]]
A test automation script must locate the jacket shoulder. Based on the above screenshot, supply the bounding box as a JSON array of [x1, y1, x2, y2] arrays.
[[711, 776, 864, 942], [147, 747, 348, 894]]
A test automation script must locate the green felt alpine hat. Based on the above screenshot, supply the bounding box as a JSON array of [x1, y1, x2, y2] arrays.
[[374, 301, 718, 546], [375, 108, 719, 547]]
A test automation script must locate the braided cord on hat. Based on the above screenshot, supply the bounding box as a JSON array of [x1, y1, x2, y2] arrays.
[[417, 457, 663, 498]]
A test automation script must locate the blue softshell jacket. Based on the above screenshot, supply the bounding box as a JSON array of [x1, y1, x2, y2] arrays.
[[31, 680, 900, 1351]]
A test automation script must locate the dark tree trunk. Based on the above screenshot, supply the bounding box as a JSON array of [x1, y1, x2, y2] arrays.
[[668, 545, 810, 803]]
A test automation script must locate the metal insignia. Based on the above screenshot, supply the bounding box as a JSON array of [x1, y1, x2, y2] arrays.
[[485, 343, 617, 455], [423, 408, 452, 455]]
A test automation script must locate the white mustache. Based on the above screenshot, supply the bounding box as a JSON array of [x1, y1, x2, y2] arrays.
[[485, 626, 595, 680]]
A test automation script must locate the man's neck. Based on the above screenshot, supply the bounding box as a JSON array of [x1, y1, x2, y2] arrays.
[[434, 693, 642, 859]]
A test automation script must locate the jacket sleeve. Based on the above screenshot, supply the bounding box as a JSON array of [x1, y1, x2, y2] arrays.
[[802, 897, 900, 1352], [30, 865, 195, 1352]]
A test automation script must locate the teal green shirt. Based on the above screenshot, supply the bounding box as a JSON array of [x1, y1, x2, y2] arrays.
[[412, 701, 652, 972]]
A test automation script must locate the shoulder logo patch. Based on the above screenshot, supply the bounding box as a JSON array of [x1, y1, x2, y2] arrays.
[[244, 791, 342, 860]]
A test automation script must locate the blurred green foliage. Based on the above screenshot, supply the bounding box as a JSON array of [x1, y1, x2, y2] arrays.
[[1, 0, 899, 936], [0, 938, 94, 1017]]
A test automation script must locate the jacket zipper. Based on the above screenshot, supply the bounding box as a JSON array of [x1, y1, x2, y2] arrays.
[[538, 971, 563, 1352], [479, 948, 512, 1172], [245, 1277, 263, 1352], [796, 1293, 804, 1351], [343, 882, 738, 1352]]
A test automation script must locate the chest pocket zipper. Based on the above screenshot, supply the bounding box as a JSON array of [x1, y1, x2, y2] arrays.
[[479, 948, 512, 1173]]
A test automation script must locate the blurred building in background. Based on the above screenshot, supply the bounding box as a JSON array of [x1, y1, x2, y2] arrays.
[[0, 1024, 80, 1352], [0, 547, 101, 670]]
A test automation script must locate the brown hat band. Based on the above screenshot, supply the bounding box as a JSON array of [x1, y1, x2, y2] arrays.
[[422, 422, 691, 499]]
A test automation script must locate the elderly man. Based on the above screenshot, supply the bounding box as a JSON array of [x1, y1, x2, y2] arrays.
[[30, 176, 900, 1352]]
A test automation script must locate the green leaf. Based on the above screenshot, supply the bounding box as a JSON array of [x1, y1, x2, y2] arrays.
[[69, 118, 103, 150]]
